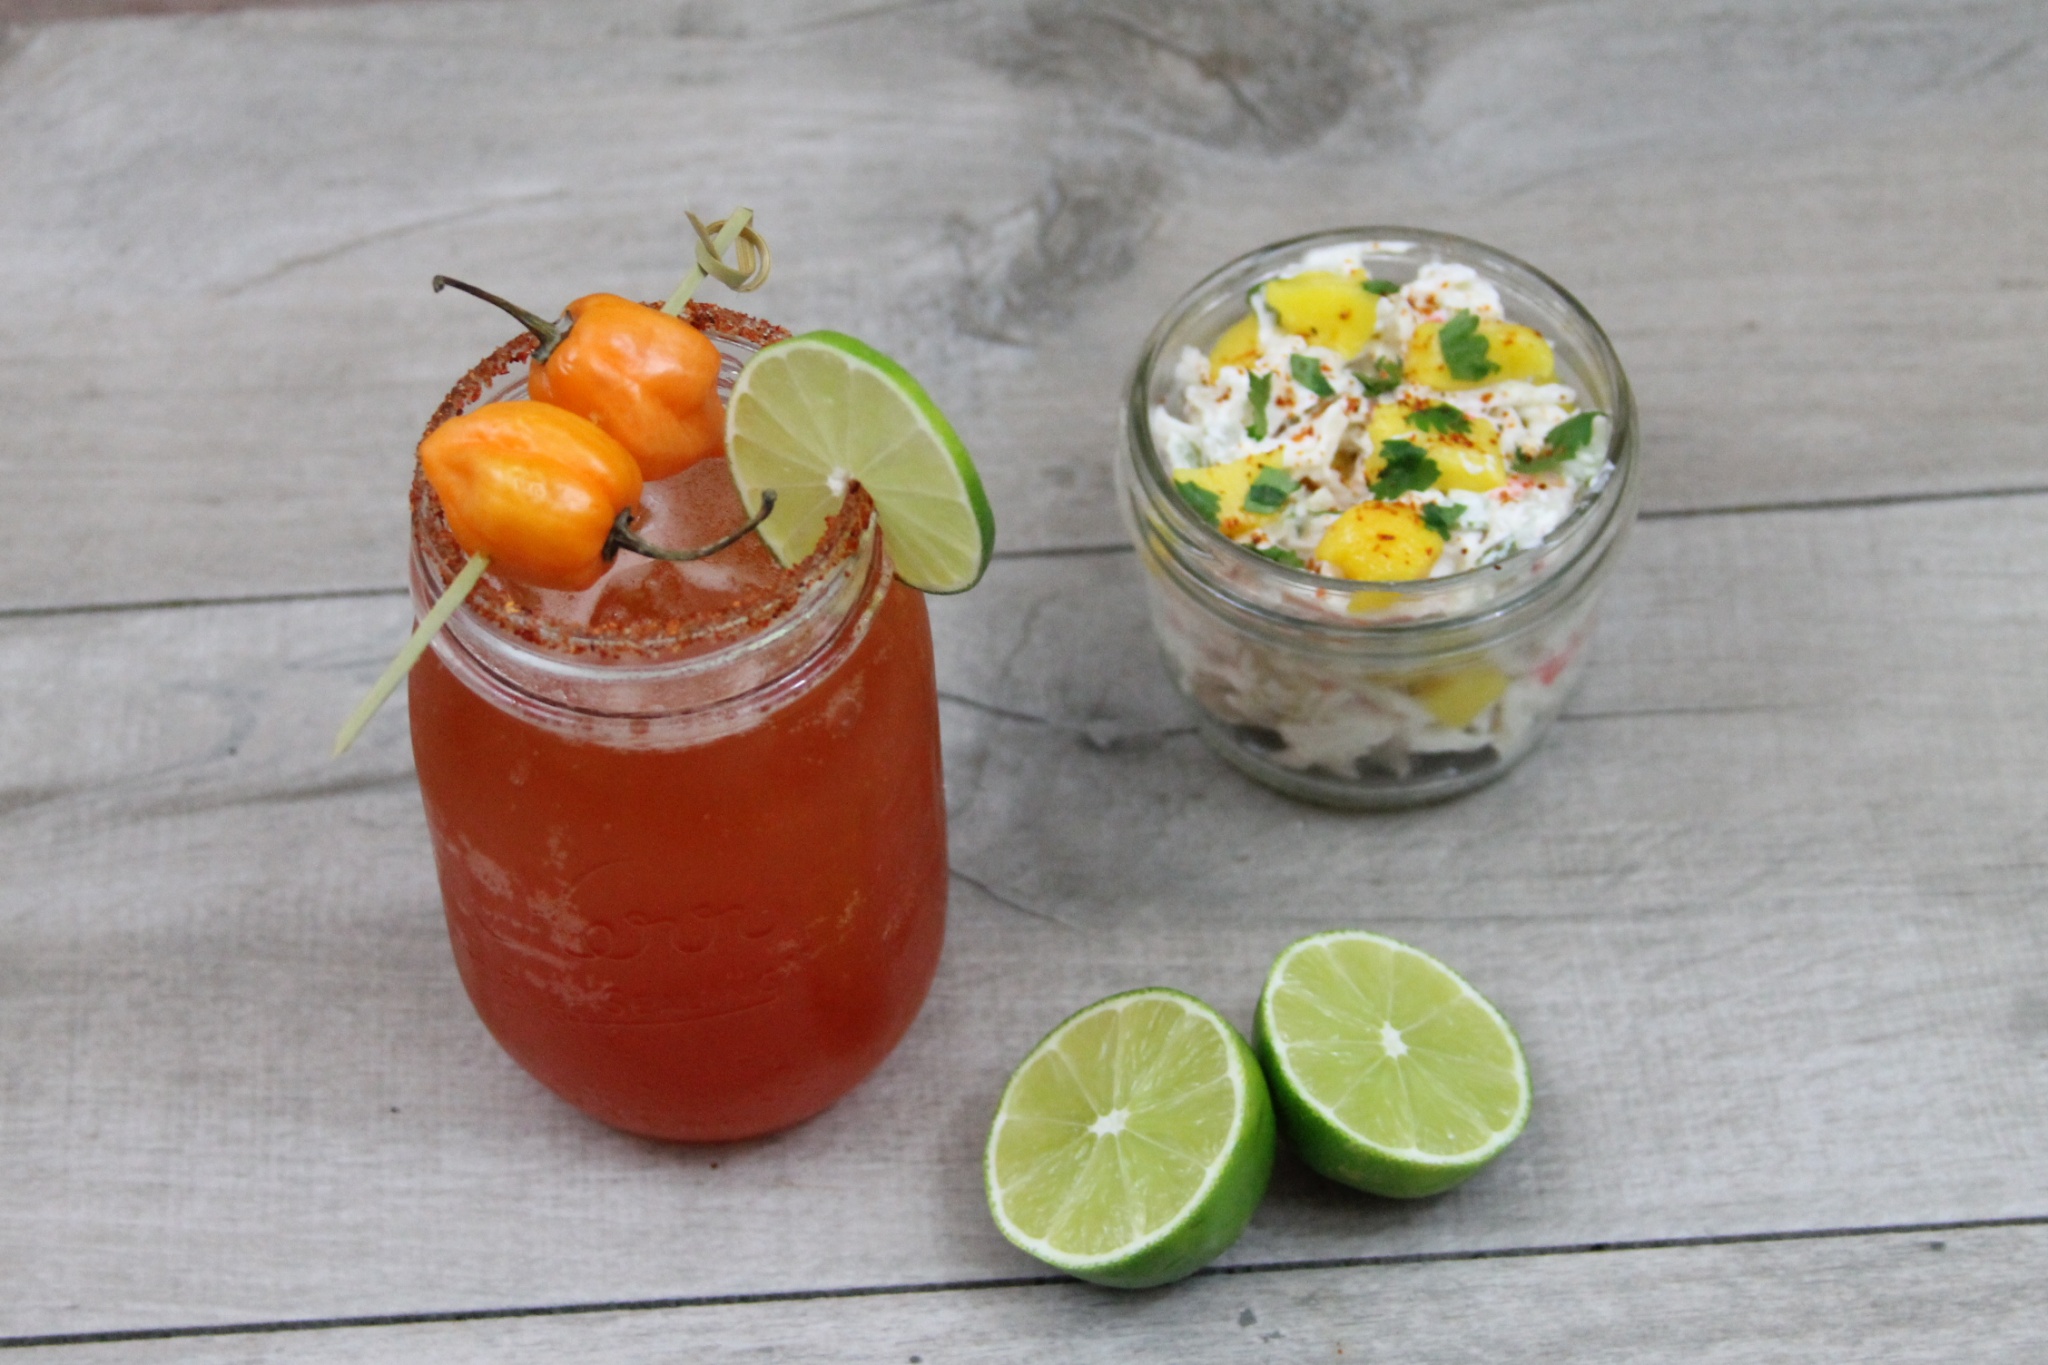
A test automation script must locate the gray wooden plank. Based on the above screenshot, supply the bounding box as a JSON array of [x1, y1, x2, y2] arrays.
[[0, 1, 400, 23], [3, 494, 2047, 1335], [2, 0, 2044, 609], [10, 1224, 2047, 1361]]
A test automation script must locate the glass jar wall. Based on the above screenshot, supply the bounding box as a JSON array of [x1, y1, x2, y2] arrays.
[[407, 313, 948, 1141], [1121, 229, 1642, 808]]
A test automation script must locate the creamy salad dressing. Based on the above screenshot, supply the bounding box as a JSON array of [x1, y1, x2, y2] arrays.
[[1149, 258, 1612, 578]]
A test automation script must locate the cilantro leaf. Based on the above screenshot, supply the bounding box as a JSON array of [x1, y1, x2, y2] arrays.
[[1514, 410, 1604, 473], [1358, 355, 1403, 397], [1437, 310, 1498, 382], [1289, 353, 1335, 399], [1245, 371, 1272, 441], [1362, 278, 1400, 296], [1420, 502, 1465, 539], [1369, 438, 1440, 499], [1243, 464, 1298, 515], [1544, 411, 1602, 458], [1177, 479, 1222, 526], [1255, 545, 1306, 569], [1407, 402, 1472, 435]]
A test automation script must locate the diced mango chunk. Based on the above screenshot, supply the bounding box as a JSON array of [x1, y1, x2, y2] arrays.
[[1260, 271, 1380, 359], [1365, 398, 1506, 493], [1408, 666, 1509, 728], [1315, 502, 1443, 583], [1207, 314, 1262, 377], [1405, 318, 1555, 390], [1174, 453, 1287, 538]]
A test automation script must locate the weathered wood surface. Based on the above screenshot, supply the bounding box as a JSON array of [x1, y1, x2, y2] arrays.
[[0, 1, 387, 23], [0, 0, 2044, 610], [5, 0, 2047, 1356], [4, 498, 2047, 1342], [12, 1224, 2046, 1362]]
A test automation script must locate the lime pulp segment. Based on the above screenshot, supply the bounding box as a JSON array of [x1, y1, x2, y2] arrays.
[[1256, 931, 1529, 1198], [724, 331, 995, 593], [985, 989, 1275, 1289]]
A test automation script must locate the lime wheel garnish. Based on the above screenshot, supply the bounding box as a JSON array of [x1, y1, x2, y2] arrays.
[[725, 331, 994, 593]]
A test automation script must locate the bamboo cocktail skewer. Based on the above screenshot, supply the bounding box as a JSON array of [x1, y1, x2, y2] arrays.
[[332, 210, 771, 757]]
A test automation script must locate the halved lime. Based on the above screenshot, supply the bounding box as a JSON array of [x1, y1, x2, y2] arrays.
[[1255, 931, 1530, 1198], [985, 988, 1275, 1289], [725, 330, 995, 593]]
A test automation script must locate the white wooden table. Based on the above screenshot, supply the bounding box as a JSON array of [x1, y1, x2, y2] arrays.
[[3, 0, 2046, 1358]]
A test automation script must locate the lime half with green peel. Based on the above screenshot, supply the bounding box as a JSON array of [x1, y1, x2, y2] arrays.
[[985, 988, 1275, 1289], [725, 330, 994, 593], [1255, 931, 1530, 1198]]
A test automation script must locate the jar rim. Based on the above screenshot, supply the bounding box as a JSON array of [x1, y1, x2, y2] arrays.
[[409, 303, 877, 673], [1125, 226, 1641, 634]]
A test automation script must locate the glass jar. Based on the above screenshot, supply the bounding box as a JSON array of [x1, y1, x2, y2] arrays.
[[1121, 229, 1642, 808], [407, 307, 948, 1141]]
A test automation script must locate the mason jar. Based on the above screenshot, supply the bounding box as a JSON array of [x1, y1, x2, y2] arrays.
[[406, 306, 948, 1141], [1121, 229, 1642, 809]]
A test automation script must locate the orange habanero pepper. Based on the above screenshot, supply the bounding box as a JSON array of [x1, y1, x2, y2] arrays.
[[419, 400, 641, 592], [433, 276, 724, 481]]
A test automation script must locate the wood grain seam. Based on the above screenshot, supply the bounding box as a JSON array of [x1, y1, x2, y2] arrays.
[[1559, 702, 1798, 725], [0, 547, 1127, 623], [0, 585, 405, 623], [6, 1213, 2042, 1352], [0, 1, 424, 24], [1638, 483, 2048, 522], [7, 482, 2048, 625], [938, 689, 1199, 745], [989, 543, 1132, 560], [951, 866, 1075, 928], [938, 691, 1051, 727]]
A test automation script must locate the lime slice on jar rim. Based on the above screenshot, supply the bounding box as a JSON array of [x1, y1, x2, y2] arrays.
[[725, 330, 995, 593], [1254, 930, 1531, 1199], [984, 987, 1276, 1289]]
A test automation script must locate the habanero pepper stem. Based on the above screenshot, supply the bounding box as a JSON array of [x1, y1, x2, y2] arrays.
[[607, 490, 775, 566], [331, 208, 773, 759], [434, 213, 770, 365], [434, 217, 767, 485], [431, 275, 570, 363]]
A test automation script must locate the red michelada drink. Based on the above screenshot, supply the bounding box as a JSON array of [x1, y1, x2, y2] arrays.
[[397, 293, 980, 1141]]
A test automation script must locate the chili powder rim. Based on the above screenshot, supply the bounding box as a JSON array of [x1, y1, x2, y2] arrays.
[[409, 302, 877, 665]]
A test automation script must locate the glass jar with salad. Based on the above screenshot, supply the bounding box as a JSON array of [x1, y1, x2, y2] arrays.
[[1121, 228, 1642, 808]]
